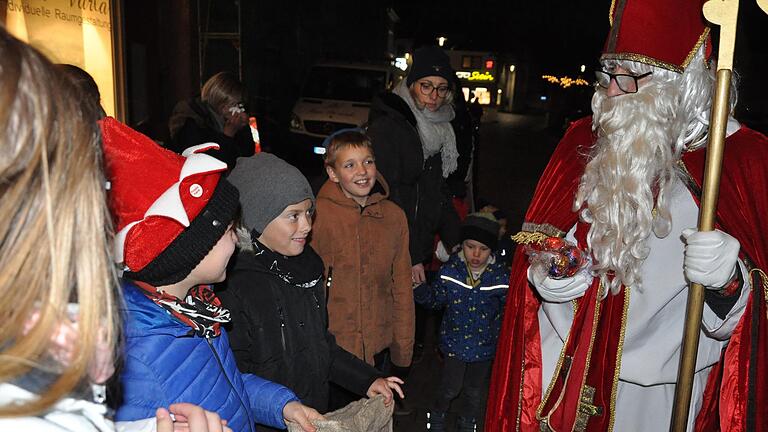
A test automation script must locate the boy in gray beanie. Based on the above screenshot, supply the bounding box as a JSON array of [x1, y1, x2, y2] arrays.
[[220, 153, 405, 425], [227, 152, 315, 235], [413, 212, 509, 432]]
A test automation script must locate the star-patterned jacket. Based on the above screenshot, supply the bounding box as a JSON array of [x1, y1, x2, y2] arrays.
[[414, 252, 509, 362]]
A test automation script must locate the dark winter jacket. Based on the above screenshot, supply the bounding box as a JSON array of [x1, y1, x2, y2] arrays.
[[366, 92, 460, 265], [116, 281, 297, 432], [167, 97, 254, 169], [218, 247, 382, 413], [447, 82, 475, 199], [413, 253, 509, 362]]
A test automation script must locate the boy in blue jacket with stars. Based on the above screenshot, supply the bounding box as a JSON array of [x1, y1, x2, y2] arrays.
[[414, 212, 508, 432]]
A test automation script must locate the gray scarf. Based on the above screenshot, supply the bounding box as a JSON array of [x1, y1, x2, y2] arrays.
[[393, 81, 458, 178]]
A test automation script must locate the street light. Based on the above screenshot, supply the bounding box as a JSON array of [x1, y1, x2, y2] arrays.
[[580, 64, 586, 73], [437, 36, 447, 47], [509, 65, 516, 73]]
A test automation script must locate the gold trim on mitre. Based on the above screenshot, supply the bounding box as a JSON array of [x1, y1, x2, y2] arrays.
[[601, 52, 683, 73], [682, 28, 711, 70]]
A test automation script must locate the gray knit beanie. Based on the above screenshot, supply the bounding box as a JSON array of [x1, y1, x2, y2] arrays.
[[227, 153, 315, 234]]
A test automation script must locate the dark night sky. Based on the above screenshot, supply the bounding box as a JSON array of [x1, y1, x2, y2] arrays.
[[390, 0, 766, 74], [388, 0, 767, 124], [393, 0, 610, 73]]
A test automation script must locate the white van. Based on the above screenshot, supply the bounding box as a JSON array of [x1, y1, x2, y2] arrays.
[[289, 62, 403, 153]]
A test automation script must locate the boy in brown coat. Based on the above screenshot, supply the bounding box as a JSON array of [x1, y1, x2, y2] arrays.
[[311, 130, 415, 384]]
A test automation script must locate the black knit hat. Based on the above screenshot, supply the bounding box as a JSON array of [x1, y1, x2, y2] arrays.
[[406, 46, 455, 87], [125, 180, 240, 286], [460, 212, 500, 251]]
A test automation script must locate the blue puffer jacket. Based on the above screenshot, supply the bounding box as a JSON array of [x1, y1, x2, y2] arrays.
[[116, 281, 298, 432], [414, 253, 509, 362]]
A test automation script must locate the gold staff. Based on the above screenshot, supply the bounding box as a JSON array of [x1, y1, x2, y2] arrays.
[[670, 0, 740, 430]]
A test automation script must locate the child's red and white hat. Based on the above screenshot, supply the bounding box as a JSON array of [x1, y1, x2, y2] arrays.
[[100, 117, 239, 286]]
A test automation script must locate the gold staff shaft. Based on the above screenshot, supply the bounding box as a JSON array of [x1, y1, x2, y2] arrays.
[[670, 69, 733, 431]]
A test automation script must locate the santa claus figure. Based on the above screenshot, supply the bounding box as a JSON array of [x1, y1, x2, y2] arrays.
[[486, 0, 768, 431]]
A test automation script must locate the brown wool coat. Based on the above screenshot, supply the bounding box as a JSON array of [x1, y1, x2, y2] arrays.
[[311, 176, 415, 367]]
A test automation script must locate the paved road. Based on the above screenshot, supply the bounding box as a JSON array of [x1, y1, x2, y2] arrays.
[[390, 110, 564, 431]]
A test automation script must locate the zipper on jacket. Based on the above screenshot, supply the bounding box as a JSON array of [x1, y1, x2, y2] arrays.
[[277, 306, 287, 351], [414, 182, 420, 225], [206, 337, 255, 432]]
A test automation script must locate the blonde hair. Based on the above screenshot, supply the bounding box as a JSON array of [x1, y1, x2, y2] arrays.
[[201, 71, 246, 115], [323, 130, 374, 167], [0, 26, 117, 416]]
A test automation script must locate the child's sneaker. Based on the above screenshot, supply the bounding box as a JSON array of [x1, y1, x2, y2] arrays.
[[426, 411, 447, 431], [457, 415, 478, 432]]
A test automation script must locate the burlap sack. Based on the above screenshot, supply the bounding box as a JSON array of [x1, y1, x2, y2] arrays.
[[285, 395, 394, 432]]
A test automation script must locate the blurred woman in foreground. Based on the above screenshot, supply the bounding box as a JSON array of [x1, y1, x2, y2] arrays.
[[0, 25, 228, 432]]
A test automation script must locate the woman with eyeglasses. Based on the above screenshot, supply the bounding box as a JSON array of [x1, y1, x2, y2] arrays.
[[365, 45, 465, 417], [367, 46, 463, 287], [167, 71, 254, 170]]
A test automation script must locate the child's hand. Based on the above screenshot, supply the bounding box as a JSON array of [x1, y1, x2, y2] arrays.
[[156, 403, 232, 432], [366, 376, 405, 406], [411, 264, 426, 284], [283, 401, 324, 432]]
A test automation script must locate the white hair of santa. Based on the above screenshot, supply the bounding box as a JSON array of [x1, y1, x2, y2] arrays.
[[573, 46, 737, 295]]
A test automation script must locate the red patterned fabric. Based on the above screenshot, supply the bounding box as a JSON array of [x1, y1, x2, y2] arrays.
[[486, 119, 768, 431], [602, 0, 711, 72], [133, 281, 230, 338]]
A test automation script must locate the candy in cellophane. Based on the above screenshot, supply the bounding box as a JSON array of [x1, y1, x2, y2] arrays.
[[524, 237, 587, 279]]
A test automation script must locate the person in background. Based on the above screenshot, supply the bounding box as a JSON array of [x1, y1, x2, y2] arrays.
[[310, 129, 415, 409], [367, 47, 464, 396], [220, 153, 404, 427], [367, 45, 462, 287], [99, 118, 322, 432], [56, 63, 107, 118], [479, 202, 513, 268], [167, 71, 254, 168], [414, 213, 508, 432], [0, 25, 229, 432]]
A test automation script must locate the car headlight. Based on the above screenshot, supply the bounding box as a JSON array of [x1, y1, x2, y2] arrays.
[[289, 113, 303, 131]]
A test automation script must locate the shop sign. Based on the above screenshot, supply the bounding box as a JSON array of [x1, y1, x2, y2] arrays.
[[2, 0, 117, 117]]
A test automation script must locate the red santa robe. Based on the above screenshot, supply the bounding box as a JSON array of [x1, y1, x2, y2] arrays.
[[485, 117, 768, 432]]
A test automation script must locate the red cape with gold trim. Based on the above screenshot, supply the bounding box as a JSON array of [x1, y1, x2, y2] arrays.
[[485, 117, 768, 432]]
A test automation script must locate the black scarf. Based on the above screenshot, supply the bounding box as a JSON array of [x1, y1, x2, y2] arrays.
[[250, 237, 324, 289]]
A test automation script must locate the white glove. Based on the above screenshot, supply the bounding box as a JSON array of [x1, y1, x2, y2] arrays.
[[527, 265, 592, 303], [682, 228, 740, 288]]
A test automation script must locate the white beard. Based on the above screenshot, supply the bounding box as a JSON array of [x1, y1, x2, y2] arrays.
[[574, 83, 683, 294]]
